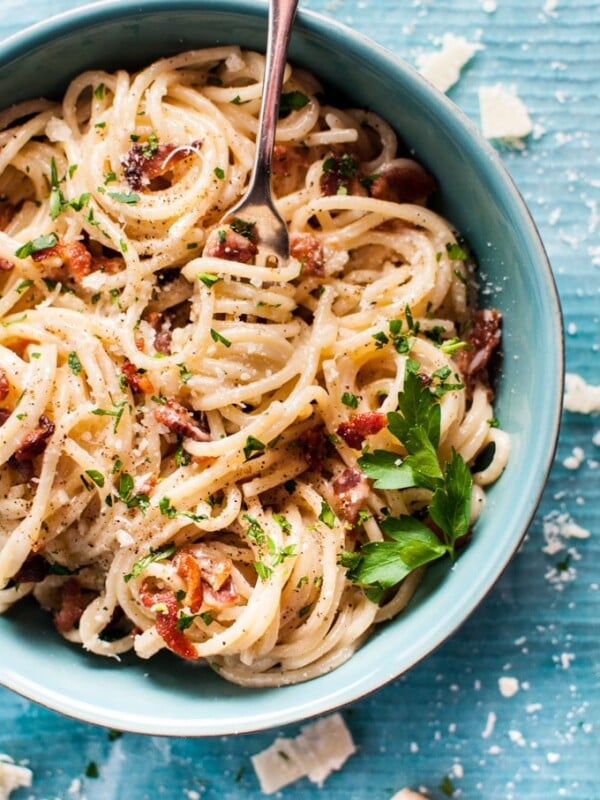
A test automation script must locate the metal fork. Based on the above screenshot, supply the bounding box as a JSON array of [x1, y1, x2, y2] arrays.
[[216, 0, 299, 267]]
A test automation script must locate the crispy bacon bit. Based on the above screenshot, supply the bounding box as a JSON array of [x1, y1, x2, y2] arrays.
[[0, 408, 11, 426], [13, 415, 55, 462], [195, 554, 232, 592], [32, 240, 93, 284], [272, 144, 309, 177], [337, 411, 387, 450], [290, 232, 325, 277], [368, 163, 437, 205], [0, 203, 16, 231], [122, 140, 202, 191], [90, 254, 125, 275], [121, 361, 154, 394], [0, 258, 14, 271], [174, 550, 204, 613], [203, 227, 258, 264], [0, 369, 9, 401], [53, 578, 85, 633], [333, 467, 370, 524], [297, 425, 328, 472], [155, 398, 210, 442], [320, 152, 367, 197], [145, 310, 174, 355], [204, 576, 238, 609], [139, 582, 197, 660], [457, 309, 502, 398], [14, 554, 50, 584]]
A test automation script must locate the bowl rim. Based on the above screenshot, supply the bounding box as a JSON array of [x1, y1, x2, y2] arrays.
[[0, 0, 564, 736]]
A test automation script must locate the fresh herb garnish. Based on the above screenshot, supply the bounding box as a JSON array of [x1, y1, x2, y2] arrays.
[[123, 543, 176, 582], [243, 435, 266, 460], [15, 232, 58, 259], [210, 328, 231, 347], [342, 369, 473, 599], [68, 351, 82, 375], [279, 90, 309, 117], [108, 191, 140, 205]]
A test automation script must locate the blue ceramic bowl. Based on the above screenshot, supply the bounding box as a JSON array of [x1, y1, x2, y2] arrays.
[[0, 0, 563, 736]]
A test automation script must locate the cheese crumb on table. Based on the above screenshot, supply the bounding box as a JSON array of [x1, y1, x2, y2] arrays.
[[0, 755, 33, 800], [498, 676, 520, 698], [416, 33, 483, 93], [564, 373, 600, 414], [478, 84, 533, 143], [251, 712, 356, 794]]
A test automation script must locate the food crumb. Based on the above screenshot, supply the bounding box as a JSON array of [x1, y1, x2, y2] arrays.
[[481, 711, 497, 738], [498, 676, 520, 698]]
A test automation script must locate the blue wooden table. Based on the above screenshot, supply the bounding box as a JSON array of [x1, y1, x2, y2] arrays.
[[1, 1, 599, 798]]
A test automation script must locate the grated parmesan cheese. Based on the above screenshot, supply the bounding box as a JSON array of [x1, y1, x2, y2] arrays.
[[564, 373, 600, 414], [0, 755, 33, 800], [498, 676, 520, 698], [251, 713, 356, 794], [478, 84, 533, 143], [416, 33, 483, 93]]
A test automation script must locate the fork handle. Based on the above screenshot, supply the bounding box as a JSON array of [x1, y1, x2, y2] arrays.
[[249, 0, 300, 201]]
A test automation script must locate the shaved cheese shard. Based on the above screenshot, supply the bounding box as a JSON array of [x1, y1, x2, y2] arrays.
[[564, 373, 600, 414], [0, 755, 33, 800], [417, 34, 483, 93], [251, 712, 356, 794], [478, 84, 533, 143], [390, 790, 428, 800]]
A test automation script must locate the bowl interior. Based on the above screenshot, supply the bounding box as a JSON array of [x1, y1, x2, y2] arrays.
[[0, 0, 563, 736]]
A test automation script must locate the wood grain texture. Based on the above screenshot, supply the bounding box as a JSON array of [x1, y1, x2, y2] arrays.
[[1, 1, 598, 798]]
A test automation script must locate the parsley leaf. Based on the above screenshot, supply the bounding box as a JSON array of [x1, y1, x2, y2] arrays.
[[429, 449, 472, 557], [243, 435, 265, 460], [387, 369, 441, 449], [15, 232, 58, 259], [279, 90, 310, 117], [123, 543, 176, 582]]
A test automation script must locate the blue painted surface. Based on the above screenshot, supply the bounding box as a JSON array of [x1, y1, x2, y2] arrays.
[[0, 0, 598, 797]]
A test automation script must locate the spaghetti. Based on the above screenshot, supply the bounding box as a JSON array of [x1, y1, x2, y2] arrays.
[[0, 48, 509, 686]]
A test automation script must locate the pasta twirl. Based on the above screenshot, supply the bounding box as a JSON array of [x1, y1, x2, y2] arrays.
[[0, 48, 508, 686]]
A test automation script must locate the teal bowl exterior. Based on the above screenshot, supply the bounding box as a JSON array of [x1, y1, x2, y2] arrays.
[[0, 0, 563, 736]]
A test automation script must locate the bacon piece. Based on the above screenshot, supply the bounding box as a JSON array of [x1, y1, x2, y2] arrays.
[[203, 576, 238, 610], [31, 240, 93, 284], [333, 467, 370, 524], [90, 254, 125, 275], [53, 577, 85, 633], [290, 232, 325, 277], [139, 582, 197, 660], [203, 226, 258, 264], [155, 398, 210, 442], [174, 549, 204, 613], [320, 152, 367, 197], [0, 369, 9, 401], [272, 144, 309, 177], [457, 309, 502, 398], [337, 411, 387, 450], [368, 163, 436, 204], [121, 360, 154, 394], [0, 408, 10, 426], [14, 554, 50, 584], [13, 415, 55, 461], [297, 425, 328, 472], [122, 140, 202, 191], [0, 258, 13, 271]]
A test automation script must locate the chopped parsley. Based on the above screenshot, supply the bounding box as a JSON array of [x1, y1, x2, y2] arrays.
[[15, 279, 33, 294], [279, 90, 309, 117], [123, 543, 176, 582], [341, 391, 359, 408], [15, 232, 58, 259], [198, 272, 220, 288], [319, 500, 336, 529], [68, 351, 82, 375], [108, 191, 140, 204], [210, 328, 231, 347], [243, 435, 266, 460]]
